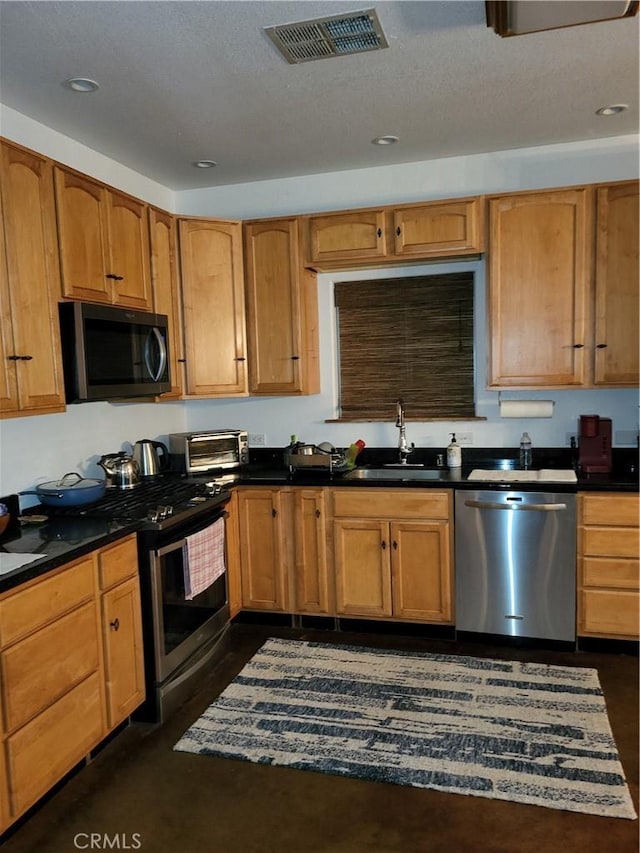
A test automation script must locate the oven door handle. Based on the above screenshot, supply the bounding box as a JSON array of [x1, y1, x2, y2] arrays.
[[153, 510, 228, 558]]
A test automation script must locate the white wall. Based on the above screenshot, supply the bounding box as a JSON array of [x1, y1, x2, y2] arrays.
[[0, 106, 638, 501], [176, 135, 640, 219], [184, 259, 640, 455]]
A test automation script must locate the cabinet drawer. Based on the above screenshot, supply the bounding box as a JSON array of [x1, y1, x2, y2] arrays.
[[582, 557, 640, 590], [98, 535, 138, 590], [579, 589, 639, 638], [1, 601, 100, 732], [0, 557, 95, 648], [332, 488, 450, 520], [582, 526, 639, 559], [6, 671, 104, 817], [581, 494, 639, 526]]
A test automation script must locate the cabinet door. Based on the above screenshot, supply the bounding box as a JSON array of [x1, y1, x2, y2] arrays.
[[101, 577, 145, 729], [238, 489, 288, 611], [107, 191, 152, 310], [0, 179, 18, 414], [594, 182, 639, 385], [293, 489, 330, 614], [488, 188, 592, 387], [0, 739, 9, 833], [306, 209, 388, 266], [6, 672, 104, 818], [54, 167, 111, 302], [0, 143, 66, 416], [391, 521, 452, 622], [179, 218, 248, 396], [149, 207, 184, 398], [393, 198, 484, 258], [334, 519, 392, 617], [244, 219, 320, 395], [224, 491, 243, 618]]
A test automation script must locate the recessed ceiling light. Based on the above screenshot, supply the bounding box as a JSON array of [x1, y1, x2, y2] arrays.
[[64, 77, 100, 93], [372, 135, 399, 146], [192, 160, 217, 169], [595, 104, 628, 116]]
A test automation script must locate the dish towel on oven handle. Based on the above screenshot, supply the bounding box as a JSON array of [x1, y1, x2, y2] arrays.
[[184, 517, 226, 601]]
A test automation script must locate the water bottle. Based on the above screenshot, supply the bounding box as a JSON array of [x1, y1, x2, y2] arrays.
[[519, 432, 532, 470]]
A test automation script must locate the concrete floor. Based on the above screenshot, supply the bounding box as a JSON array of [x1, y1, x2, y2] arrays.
[[2, 624, 638, 853]]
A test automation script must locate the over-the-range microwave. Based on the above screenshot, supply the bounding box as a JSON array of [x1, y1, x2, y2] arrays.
[[59, 301, 171, 402]]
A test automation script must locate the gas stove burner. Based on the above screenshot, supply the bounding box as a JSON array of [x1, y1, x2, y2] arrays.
[[39, 475, 229, 530]]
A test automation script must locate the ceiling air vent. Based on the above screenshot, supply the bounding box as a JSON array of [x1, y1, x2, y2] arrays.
[[265, 8, 389, 64]]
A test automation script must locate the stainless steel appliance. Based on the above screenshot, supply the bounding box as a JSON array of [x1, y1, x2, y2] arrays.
[[578, 414, 613, 473], [455, 490, 577, 642], [98, 452, 141, 489], [59, 301, 170, 402], [40, 475, 231, 722], [133, 439, 169, 477], [169, 430, 248, 475]]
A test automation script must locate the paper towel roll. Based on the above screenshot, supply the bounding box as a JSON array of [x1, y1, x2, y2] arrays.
[[499, 400, 554, 418]]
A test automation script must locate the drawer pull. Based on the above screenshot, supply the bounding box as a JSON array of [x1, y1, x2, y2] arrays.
[[110, 618, 120, 631]]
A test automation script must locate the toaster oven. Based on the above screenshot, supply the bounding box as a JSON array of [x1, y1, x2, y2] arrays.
[[169, 430, 249, 475]]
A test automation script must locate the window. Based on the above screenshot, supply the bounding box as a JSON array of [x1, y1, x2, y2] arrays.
[[334, 272, 475, 420]]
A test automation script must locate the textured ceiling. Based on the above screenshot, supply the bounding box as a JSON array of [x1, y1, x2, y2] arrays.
[[0, 1, 637, 190]]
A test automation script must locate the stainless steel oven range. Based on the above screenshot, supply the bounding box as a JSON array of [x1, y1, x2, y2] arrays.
[[42, 475, 231, 723]]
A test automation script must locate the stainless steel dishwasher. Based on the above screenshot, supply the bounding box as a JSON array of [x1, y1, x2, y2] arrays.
[[455, 490, 577, 642]]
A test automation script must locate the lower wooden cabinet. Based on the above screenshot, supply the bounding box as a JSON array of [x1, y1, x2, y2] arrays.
[[578, 492, 639, 639], [331, 489, 453, 623], [0, 533, 144, 833], [234, 486, 331, 616], [237, 487, 290, 611]]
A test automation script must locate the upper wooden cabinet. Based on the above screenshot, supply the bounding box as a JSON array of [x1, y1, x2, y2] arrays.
[[304, 197, 484, 269], [178, 218, 248, 397], [0, 141, 66, 418], [488, 187, 592, 388], [148, 207, 184, 399], [243, 218, 320, 395], [593, 182, 639, 386], [488, 182, 639, 388], [54, 167, 152, 310]]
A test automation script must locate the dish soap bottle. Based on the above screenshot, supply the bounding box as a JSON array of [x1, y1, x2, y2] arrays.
[[447, 433, 462, 469], [519, 432, 532, 470]]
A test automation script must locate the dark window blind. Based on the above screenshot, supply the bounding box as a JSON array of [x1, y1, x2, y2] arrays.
[[335, 272, 475, 420]]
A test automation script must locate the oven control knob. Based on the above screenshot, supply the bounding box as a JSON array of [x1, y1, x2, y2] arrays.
[[146, 509, 160, 522]]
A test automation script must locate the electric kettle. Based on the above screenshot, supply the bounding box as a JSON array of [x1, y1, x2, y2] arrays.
[[132, 439, 169, 477], [98, 452, 141, 489]]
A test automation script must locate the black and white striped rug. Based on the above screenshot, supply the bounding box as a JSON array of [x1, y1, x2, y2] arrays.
[[174, 638, 637, 819]]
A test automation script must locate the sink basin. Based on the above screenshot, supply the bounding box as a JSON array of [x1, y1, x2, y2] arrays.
[[343, 468, 445, 481]]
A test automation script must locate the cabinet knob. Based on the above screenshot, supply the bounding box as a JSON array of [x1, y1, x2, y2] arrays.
[[7, 355, 20, 361], [109, 618, 120, 631], [396, 226, 401, 236], [381, 540, 386, 550], [235, 356, 246, 362], [377, 228, 382, 238], [393, 540, 398, 550], [21, 355, 33, 361], [573, 343, 584, 349], [105, 273, 124, 281], [596, 343, 608, 349], [271, 508, 277, 518], [177, 358, 186, 363], [315, 509, 321, 518], [291, 355, 300, 360]]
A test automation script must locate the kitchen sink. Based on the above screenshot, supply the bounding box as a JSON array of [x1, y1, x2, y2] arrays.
[[343, 467, 446, 481]]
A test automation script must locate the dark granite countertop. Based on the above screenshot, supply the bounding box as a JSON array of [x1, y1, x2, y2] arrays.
[[236, 446, 639, 493], [0, 516, 138, 594]]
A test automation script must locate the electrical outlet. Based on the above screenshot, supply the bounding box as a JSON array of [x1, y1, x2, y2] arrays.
[[249, 433, 266, 446], [456, 432, 473, 445], [566, 432, 577, 445]]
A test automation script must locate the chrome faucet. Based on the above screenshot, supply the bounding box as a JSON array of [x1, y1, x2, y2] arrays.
[[395, 399, 413, 464]]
